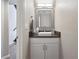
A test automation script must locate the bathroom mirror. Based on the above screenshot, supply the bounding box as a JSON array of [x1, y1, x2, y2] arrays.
[[33, 8, 55, 33], [33, 0, 56, 33]]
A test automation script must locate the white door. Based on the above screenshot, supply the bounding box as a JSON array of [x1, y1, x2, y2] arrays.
[[46, 43, 59, 59], [30, 44, 44, 59], [8, 5, 16, 45]]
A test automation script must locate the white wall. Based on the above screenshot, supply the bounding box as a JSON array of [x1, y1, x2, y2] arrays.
[[17, 0, 29, 59], [1, 0, 9, 57], [17, 0, 34, 59], [55, 0, 78, 59]]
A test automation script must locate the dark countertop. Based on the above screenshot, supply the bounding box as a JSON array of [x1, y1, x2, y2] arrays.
[[29, 31, 61, 38]]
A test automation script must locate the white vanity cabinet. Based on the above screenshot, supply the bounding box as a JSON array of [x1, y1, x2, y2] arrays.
[[30, 44, 44, 59], [30, 38, 59, 59]]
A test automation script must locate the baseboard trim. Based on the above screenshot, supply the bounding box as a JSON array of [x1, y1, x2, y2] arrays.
[[2, 54, 10, 59]]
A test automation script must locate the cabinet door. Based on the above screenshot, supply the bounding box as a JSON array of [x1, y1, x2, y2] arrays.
[[30, 44, 44, 59], [46, 43, 59, 59]]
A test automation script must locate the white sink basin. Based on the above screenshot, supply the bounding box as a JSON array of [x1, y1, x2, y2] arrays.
[[38, 32, 52, 36]]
